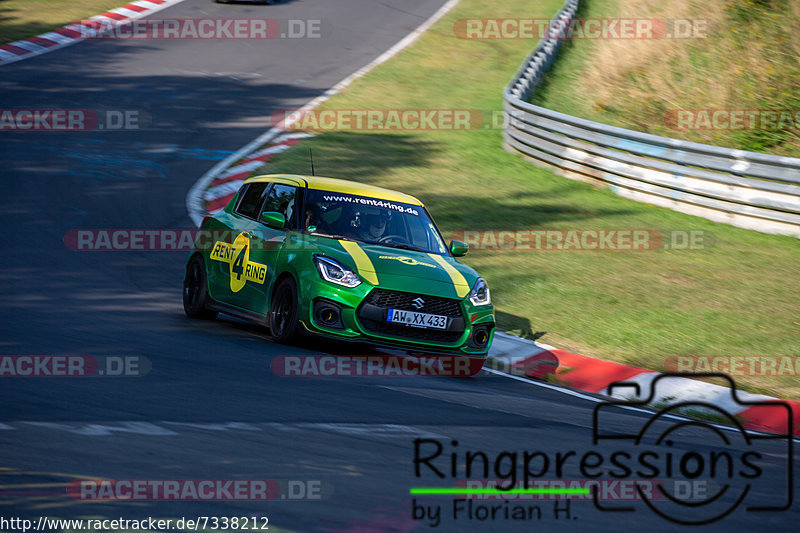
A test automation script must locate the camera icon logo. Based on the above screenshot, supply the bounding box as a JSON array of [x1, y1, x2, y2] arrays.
[[592, 373, 793, 525]]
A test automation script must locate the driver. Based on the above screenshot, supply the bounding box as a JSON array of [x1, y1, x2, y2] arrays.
[[304, 203, 321, 231], [348, 209, 390, 242]]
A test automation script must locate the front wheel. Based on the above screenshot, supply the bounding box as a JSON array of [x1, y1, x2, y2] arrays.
[[270, 277, 299, 343], [183, 255, 218, 320]]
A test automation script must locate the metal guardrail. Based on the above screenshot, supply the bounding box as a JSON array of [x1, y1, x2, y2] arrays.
[[503, 0, 800, 237]]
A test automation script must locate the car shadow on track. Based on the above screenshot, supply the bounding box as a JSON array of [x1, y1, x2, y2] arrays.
[[211, 312, 384, 356], [493, 309, 546, 342]]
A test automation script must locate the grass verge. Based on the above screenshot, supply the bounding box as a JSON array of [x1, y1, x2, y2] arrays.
[[255, 0, 800, 398], [532, 0, 800, 157], [0, 0, 127, 45]]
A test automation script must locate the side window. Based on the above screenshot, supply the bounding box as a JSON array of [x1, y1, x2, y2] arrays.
[[234, 182, 269, 219], [261, 184, 297, 229]]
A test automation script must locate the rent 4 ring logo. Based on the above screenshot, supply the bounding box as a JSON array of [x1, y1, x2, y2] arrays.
[[411, 373, 792, 526], [210, 233, 268, 293]]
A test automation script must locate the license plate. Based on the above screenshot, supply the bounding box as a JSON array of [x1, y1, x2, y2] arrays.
[[386, 308, 448, 330]]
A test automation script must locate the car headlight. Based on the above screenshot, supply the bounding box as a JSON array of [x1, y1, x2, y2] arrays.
[[468, 277, 491, 306], [314, 255, 362, 288]]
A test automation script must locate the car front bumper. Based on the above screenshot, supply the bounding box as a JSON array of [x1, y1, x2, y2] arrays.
[[297, 280, 494, 356]]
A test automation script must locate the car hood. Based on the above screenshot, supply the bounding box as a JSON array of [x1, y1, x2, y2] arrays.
[[302, 236, 479, 299]]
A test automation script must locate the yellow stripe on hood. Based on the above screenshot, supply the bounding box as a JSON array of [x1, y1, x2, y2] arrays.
[[339, 240, 379, 286], [428, 254, 470, 298]]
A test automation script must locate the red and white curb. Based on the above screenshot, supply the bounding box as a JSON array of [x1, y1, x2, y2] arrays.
[[202, 132, 315, 214], [0, 0, 187, 67], [487, 332, 800, 437]]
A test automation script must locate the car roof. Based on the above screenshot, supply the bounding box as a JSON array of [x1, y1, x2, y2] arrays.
[[245, 174, 424, 206]]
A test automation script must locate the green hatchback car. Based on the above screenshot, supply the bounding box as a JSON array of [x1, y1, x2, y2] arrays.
[[183, 174, 494, 356]]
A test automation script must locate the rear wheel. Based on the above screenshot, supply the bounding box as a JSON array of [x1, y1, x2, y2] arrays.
[[183, 255, 218, 320], [270, 277, 299, 343]]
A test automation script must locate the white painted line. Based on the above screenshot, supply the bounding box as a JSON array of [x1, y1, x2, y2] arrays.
[[293, 423, 446, 439], [163, 422, 262, 431], [0, 423, 15, 430], [483, 367, 605, 403], [23, 421, 178, 436], [0, 50, 18, 61], [186, 0, 463, 225]]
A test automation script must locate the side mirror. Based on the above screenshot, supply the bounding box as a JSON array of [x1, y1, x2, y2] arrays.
[[260, 211, 286, 229], [449, 240, 468, 257]]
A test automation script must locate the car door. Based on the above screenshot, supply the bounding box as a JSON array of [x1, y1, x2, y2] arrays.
[[244, 183, 300, 316], [207, 181, 268, 309]]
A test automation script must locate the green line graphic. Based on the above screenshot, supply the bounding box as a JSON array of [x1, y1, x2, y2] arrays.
[[410, 487, 590, 496]]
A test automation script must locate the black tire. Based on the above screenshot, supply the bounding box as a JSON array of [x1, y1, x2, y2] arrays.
[[183, 255, 218, 320], [270, 277, 299, 343]]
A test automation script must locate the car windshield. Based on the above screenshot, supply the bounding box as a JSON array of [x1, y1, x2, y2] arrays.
[[303, 189, 448, 254]]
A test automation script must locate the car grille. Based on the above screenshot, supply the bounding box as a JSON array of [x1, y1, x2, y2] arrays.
[[358, 289, 464, 344], [363, 289, 462, 316]]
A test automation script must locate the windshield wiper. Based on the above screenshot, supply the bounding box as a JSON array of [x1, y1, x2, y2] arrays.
[[380, 243, 429, 253]]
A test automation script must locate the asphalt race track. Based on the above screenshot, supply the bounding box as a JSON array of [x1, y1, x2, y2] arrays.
[[0, 1, 797, 531]]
